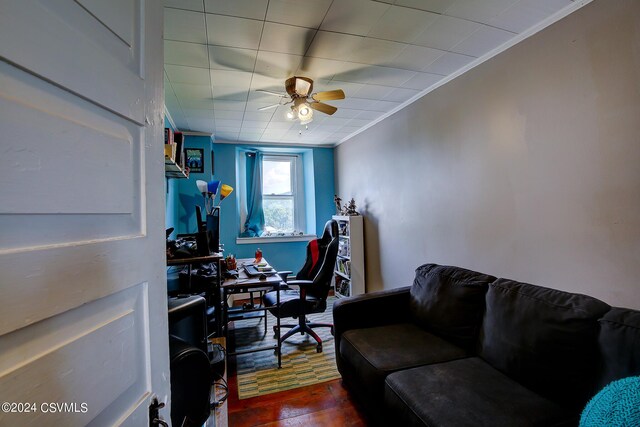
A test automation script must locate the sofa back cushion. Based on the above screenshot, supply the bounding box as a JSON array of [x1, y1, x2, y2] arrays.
[[409, 264, 496, 351], [596, 307, 640, 390], [479, 279, 610, 408]]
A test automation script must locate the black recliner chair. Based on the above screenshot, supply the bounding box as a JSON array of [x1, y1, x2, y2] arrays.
[[263, 219, 339, 353]]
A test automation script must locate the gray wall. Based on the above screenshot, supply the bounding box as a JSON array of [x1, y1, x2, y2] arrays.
[[335, 0, 640, 308]]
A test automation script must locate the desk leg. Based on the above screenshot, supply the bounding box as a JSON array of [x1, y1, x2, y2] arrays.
[[276, 288, 281, 368], [217, 259, 225, 337]]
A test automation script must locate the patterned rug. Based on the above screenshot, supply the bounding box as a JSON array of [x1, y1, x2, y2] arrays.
[[231, 296, 341, 399]]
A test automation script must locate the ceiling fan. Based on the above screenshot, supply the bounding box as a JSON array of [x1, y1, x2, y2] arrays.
[[256, 76, 345, 124]]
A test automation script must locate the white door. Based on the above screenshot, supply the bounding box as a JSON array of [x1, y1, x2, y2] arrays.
[[0, 0, 170, 426]]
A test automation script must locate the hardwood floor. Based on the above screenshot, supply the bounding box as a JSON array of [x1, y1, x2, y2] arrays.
[[226, 352, 370, 426]]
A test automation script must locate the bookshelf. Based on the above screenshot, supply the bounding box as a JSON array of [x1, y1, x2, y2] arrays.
[[333, 215, 365, 298]]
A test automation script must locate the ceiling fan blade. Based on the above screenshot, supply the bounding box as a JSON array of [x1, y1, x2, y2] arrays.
[[258, 104, 280, 111], [309, 101, 337, 115], [256, 89, 287, 97], [312, 89, 345, 101]]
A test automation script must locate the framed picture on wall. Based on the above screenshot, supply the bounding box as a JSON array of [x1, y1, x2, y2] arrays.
[[186, 148, 204, 173]]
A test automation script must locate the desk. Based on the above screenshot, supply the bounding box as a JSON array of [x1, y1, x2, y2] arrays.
[[222, 258, 283, 367]]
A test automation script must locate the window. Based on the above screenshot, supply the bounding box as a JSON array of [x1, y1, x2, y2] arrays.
[[262, 155, 304, 235]]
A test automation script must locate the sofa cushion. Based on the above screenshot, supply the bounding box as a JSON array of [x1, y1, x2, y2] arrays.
[[340, 323, 468, 402], [596, 307, 640, 389], [409, 264, 496, 351], [384, 357, 576, 427], [479, 279, 611, 408]]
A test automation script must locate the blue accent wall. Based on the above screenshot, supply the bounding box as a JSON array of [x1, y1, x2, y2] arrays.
[[165, 137, 335, 273]]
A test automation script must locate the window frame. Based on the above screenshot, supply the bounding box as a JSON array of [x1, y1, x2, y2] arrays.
[[261, 153, 305, 235]]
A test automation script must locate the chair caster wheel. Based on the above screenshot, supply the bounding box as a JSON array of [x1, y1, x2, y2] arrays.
[[316, 345, 322, 353]]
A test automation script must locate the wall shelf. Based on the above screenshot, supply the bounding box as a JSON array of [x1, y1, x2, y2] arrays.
[[165, 156, 188, 179], [333, 215, 365, 298]]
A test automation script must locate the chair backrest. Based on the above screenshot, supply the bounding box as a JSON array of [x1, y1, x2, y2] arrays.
[[296, 219, 339, 300]]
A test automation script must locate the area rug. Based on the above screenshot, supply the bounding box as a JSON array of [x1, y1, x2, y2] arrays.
[[232, 296, 341, 399]]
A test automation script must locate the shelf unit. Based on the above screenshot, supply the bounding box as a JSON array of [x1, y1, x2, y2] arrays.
[[333, 215, 365, 298], [165, 156, 188, 179]]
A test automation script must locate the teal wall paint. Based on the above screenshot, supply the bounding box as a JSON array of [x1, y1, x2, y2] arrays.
[[164, 133, 335, 272], [164, 119, 179, 238]]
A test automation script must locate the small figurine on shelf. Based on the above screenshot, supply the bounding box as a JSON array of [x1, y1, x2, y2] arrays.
[[334, 195, 343, 215], [343, 198, 359, 216]]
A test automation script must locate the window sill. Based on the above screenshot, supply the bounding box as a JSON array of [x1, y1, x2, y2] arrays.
[[236, 235, 316, 244]]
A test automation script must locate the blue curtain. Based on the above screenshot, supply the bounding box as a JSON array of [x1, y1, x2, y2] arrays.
[[241, 151, 264, 237]]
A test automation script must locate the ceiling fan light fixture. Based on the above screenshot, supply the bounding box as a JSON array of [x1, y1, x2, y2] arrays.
[[286, 107, 296, 120], [298, 105, 313, 124]]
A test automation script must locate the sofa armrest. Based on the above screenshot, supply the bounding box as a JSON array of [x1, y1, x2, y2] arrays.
[[333, 286, 411, 371]]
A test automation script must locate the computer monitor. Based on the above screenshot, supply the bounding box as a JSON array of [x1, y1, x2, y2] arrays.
[[195, 205, 219, 254]]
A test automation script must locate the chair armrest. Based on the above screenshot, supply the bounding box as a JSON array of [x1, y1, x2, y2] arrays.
[[277, 270, 293, 282], [283, 279, 313, 289]]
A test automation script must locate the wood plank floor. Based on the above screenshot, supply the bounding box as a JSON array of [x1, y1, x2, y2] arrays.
[[226, 345, 370, 426]]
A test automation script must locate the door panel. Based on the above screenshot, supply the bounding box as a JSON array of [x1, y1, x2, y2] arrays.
[[0, 0, 169, 425]]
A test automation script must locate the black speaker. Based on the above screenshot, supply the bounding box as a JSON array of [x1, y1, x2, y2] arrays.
[[168, 295, 207, 353], [169, 335, 211, 427]]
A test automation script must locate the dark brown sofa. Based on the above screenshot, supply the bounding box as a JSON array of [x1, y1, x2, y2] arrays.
[[333, 264, 640, 426]]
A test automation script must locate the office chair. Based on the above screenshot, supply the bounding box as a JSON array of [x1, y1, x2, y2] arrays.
[[262, 219, 339, 353]]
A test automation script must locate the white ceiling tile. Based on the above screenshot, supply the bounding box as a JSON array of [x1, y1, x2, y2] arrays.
[[239, 132, 264, 141], [214, 110, 244, 120], [346, 118, 372, 127], [355, 110, 384, 120], [306, 31, 363, 62], [208, 46, 257, 72], [240, 121, 269, 130], [364, 66, 417, 87], [296, 57, 358, 81], [250, 74, 287, 91], [352, 84, 394, 100], [165, 64, 210, 85], [389, 44, 444, 71], [266, 121, 295, 130], [204, 0, 268, 20], [215, 119, 244, 128], [213, 101, 247, 111], [450, 25, 514, 57], [444, 0, 520, 25], [187, 118, 216, 132], [351, 38, 407, 65], [254, 51, 304, 79], [206, 14, 263, 49], [164, 0, 204, 12], [165, 8, 207, 43], [211, 86, 248, 101], [172, 82, 212, 99], [320, 0, 390, 36], [210, 70, 253, 87], [174, 117, 191, 130], [165, 40, 209, 68], [182, 108, 215, 118], [401, 72, 443, 90], [333, 108, 365, 119], [266, 0, 333, 29], [422, 51, 475, 75], [243, 111, 274, 122], [382, 88, 420, 102], [260, 22, 315, 55], [413, 15, 481, 51], [489, 0, 570, 33], [180, 99, 215, 110], [394, 0, 456, 14], [368, 5, 438, 43]]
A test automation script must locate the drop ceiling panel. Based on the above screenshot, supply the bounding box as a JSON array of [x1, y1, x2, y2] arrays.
[[390, 44, 444, 72], [306, 32, 364, 62], [208, 46, 257, 72], [180, 99, 215, 110], [451, 25, 514, 57], [213, 101, 247, 111], [320, 0, 390, 36], [383, 88, 420, 102], [368, 5, 438, 43], [266, 0, 333, 29], [164, 8, 207, 44], [401, 72, 443, 90], [211, 86, 248, 101], [172, 83, 212, 100], [423, 52, 475, 75], [413, 15, 481, 51], [351, 38, 406, 65], [164, 0, 203, 12], [165, 40, 209, 68], [210, 70, 253, 87], [260, 22, 315, 55], [489, 0, 572, 34], [203, 0, 268, 20], [206, 14, 263, 49], [182, 108, 215, 119], [165, 64, 211, 85], [445, 0, 520, 25], [394, 0, 457, 14], [254, 51, 303, 79], [213, 110, 244, 120]]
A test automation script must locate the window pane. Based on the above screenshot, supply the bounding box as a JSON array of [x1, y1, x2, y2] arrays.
[[263, 159, 291, 195], [263, 198, 294, 233]]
